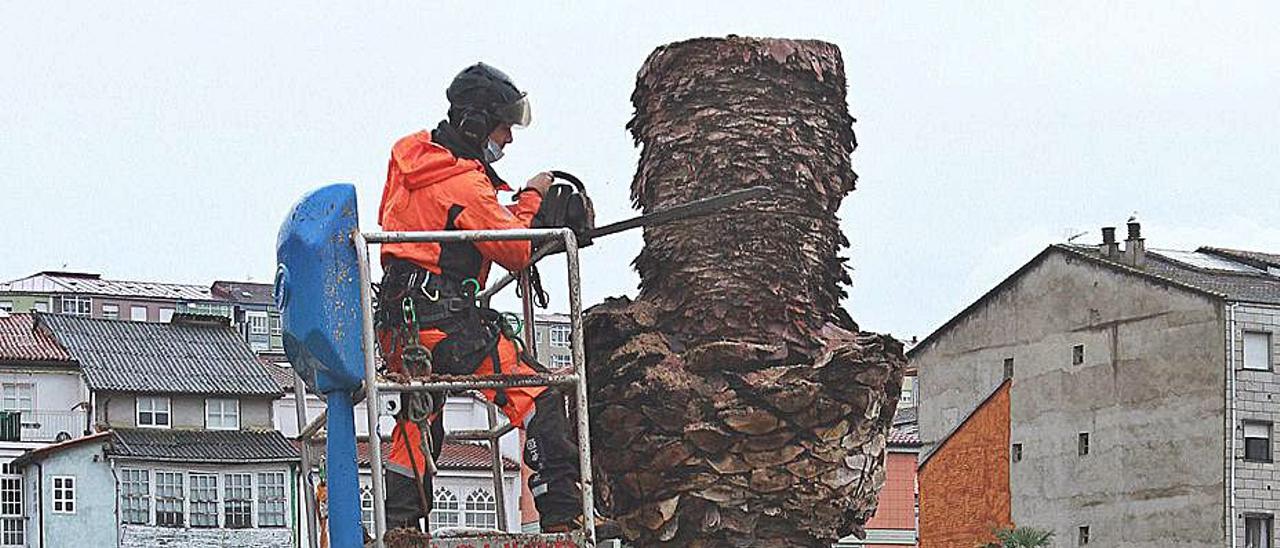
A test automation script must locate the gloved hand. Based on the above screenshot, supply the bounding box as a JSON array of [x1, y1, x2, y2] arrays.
[[525, 171, 554, 197]]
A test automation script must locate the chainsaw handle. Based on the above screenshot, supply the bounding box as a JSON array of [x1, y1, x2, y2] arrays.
[[548, 170, 586, 194]]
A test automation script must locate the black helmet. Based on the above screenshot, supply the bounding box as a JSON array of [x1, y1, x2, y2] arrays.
[[446, 63, 531, 144]]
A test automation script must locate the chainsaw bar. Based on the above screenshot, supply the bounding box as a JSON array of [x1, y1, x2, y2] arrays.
[[590, 185, 771, 239]]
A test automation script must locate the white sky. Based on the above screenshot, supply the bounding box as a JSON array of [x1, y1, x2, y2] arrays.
[[2, 2, 1278, 339]]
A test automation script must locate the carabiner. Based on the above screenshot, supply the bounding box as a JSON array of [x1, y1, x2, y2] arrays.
[[461, 278, 481, 297], [419, 276, 440, 302], [401, 297, 417, 326]]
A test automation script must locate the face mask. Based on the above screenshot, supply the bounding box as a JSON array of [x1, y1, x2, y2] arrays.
[[483, 138, 505, 163]]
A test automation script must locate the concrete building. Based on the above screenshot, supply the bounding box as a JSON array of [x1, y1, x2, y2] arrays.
[[210, 281, 284, 353], [15, 313, 300, 548], [913, 222, 1280, 547], [0, 312, 86, 548], [0, 271, 213, 323]]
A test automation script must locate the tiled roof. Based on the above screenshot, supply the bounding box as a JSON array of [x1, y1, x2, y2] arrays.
[[39, 313, 282, 396], [110, 428, 299, 463], [888, 422, 920, 448], [0, 313, 73, 363], [1200, 247, 1280, 271], [1060, 244, 1280, 305], [12, 432, 113, 467], [211, 281, 275, 306], [0, 271, 213, 301]]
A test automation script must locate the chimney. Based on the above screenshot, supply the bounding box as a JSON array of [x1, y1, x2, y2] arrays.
[[1123, 220, 1146, 267], [1100, 227, 1120, 260]]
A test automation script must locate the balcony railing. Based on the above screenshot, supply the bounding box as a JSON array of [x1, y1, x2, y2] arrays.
[[0, 410, 88, 443]]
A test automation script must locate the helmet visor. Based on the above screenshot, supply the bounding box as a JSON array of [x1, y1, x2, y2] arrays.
[[494, 95, 531, 127]]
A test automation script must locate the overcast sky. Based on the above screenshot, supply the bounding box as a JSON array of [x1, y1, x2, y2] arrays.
[[3, 2, 1278, 339]]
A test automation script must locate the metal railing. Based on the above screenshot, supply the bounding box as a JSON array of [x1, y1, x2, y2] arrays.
[[294, 227, 596, 548], [0, 410, 87, 442]]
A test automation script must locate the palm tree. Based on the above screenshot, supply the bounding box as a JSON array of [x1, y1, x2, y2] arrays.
[[585, 36, 907, 547], [981, 526, 1055, 548]]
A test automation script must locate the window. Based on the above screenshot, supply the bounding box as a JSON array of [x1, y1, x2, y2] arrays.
[[206, 398, 240, 430], [551, 353, 572, 370], [361, 485, 374, 532], [1072, 344, 1085, 365], [120, 469, 150, 525], [1245, 421, 1273, 462], [464, 489, 497, 530], [0, 384, 33, 414], [247, 311, 269, 335], [1, 466, 23, 546], [52, 476, 75, 514], [102, 303, 119, 320], [549, 325, 571, 348], [58, 296, 91, 316], [224, 473, 253, 528], [33, 302, 48, 313], [1245, 331, 1273, 371], [159, 308, 175, 323], [1078, 433, 1090, 456], [189, 474, 218, 527], [137, 397, 171, 428], [1012, 443, 1023, 463], [1003, 357, 1014, 379], [1078, 525, 1090, 545], [1246, 515, 1274, 548], [155, 471, 184, 526], [0, 302, 11, 313], [270, 315, 282, 336], [257, 472, 286, 527], [429, 487, 460, 530], [130, 305, 148, 322]]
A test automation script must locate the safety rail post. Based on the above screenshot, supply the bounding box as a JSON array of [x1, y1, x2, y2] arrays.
[[293, 371, 321, 548], [355, 227, 597, 547], [485, 398, 509, 531], [355, 230, 388, 547]]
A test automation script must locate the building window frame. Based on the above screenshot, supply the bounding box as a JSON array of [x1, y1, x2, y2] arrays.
[[1012, 443, 1023, 463], [257, 471, 287, 527], [549, 325, 571, 348], [246, 311, 270, 336], [223, 473, 253, 529], [206, 398, 241, 430], [1003, 357, 1014, 379], [102, 303, 120, 320], [158, 307, 175, 323], [58, 296, 91, 317], [550, 353, 572, 370], [1243, 331, 1273, 372], [1245, 513, 1273, 548], [120, 468, 150, 525], [1078, 432, 1090, 457], [429, 487, 460, 531], [0, 384, 33, 415], [463, 488, 498, 530], [0, 464, 24, 546], [0, 302, 11, 314], [130, 305, 148, 322], [154, 471, 184, 527], [1072, 344, 1085, 366], [1077, 525, 1090, 545], [136, 396, 172, 429], [188, 473, 219, 528], [1244, 421, 1273, 463], [269, 315, 282, 336], [51, 476, 75, 514]]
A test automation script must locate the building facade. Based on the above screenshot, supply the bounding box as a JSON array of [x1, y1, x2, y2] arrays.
[[14, 312, 300, 548], [913, 223, 1280, 547]]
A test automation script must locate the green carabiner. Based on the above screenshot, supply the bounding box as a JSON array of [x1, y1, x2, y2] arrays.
[[462, 278, 481, 297], [401, 297, 417, 326]]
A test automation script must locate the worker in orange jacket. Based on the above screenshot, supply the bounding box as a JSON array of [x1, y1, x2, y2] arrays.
[[374, 62, 581, 532]]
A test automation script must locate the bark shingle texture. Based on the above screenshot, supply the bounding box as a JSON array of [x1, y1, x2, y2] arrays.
[[587, 36, 906, 547]]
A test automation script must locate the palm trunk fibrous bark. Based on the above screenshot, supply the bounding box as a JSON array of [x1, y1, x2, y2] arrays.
[[585, 36, 907, 547]]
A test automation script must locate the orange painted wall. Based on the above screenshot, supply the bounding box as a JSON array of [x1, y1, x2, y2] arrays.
[[867, 451, 918, 532], [918, 381, 1011, 548]]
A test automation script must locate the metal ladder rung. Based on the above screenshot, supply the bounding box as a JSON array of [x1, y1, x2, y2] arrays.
[[374, 373, 579, 392]]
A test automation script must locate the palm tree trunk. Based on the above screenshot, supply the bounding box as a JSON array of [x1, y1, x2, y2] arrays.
[[586, 36, 907, 547]]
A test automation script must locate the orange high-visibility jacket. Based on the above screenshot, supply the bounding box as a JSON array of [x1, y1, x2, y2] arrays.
[[378, 130, 543, 283], [377, 130, 546, 478]]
